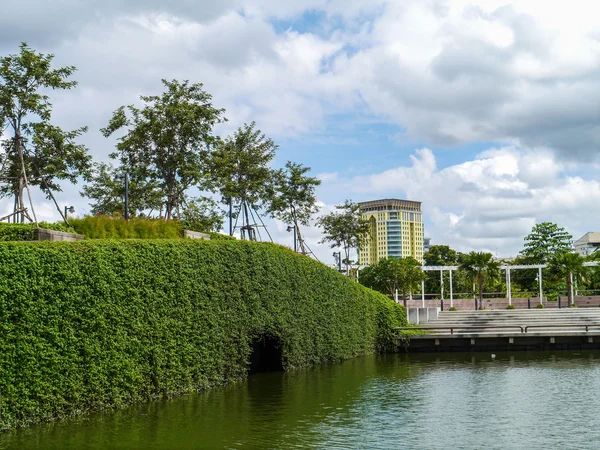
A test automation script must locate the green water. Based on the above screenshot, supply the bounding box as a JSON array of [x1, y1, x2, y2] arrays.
[[3, 351, 600, 449]]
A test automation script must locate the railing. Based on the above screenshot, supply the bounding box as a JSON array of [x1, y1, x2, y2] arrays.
[[396, 323, 600, 335]]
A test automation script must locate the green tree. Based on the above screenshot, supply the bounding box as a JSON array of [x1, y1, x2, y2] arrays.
[[0, 43, 91, 222], [81, 162, 162, 216], [176, 196, 224, 233], [459, 251, 501, 310], [360, 257, 425, 306], [317, 200, 371, 275], [424, 245, 459, 266], [520, 222, 573, 263], [267, 161, 321, 252], [100, 79, 225, 220], [547, 251, 588, 306], [206, 122, 277, 240]]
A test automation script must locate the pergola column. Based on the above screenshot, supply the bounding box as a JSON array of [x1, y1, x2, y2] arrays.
[[538, 266, 543, 304], [506, 267, 512, 306], [421, 279, 425, 306], [449, 269, 454, 308], [440, 270, 444, 300]]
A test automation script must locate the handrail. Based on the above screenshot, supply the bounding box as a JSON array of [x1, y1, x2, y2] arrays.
[[524, 324, 600, 333], [396, 323, 600, 335], [395, 325, 524, 335]]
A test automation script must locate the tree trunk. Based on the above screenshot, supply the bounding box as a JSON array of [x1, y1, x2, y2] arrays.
[[566, 276, 573, 306], [344, 245, 350, 276]]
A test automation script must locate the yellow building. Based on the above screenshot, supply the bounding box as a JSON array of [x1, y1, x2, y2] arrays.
[[358, 198, 424, 265]]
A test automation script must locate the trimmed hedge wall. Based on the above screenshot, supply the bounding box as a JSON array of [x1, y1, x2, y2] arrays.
[[0, 240, 405, 429]]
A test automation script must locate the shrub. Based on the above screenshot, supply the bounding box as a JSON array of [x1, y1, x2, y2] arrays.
[[0, 222, 76, 241], [536, 304, 545, 309], [506, 304, 516, 309], [69, 216, 183, 239], [449, 306, 457, 311], [0, 239, 405, 429]]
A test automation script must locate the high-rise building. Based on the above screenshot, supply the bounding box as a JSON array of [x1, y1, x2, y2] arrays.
[[358, 198, 424, 265], [574, 232, 600, 257]]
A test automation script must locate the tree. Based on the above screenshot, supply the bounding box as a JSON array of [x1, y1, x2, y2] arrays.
[[267, 161, 321, 253], [0, 43, 91, 222], [520, 222, 573, 263], [317, 200, 371, 275], [206, 122, 277, 240], [81, 162, 162, 216], [360, 257, 425, 306], [547, 251, 588, 306], [459, 251, 501, 310], [101, 79, 225, 220], [176, 196, 224, 233], [424, 245, 459, 266]]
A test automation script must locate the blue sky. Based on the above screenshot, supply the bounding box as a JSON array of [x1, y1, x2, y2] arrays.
[[1, 0, 599, 262]]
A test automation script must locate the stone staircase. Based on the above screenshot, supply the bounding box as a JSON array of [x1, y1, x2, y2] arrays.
[[421, 309, 600, 336]]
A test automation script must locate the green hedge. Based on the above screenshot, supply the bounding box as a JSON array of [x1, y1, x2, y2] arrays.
[[0, 240, 405, 429], [0, 222, 76, 241]]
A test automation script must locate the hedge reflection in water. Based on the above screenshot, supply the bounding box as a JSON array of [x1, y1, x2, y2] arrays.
[[3, 351, 600, 450]]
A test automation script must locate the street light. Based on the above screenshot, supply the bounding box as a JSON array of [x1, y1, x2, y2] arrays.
[[114, 172, 130, 221], [64, 205, 75, 219], [286, 225, 297, 252], [332, 251, 341, 272]]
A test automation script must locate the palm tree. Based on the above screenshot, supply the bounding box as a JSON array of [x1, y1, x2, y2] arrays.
[[459, 252, 501, 310], [547, 251, 588, 306]]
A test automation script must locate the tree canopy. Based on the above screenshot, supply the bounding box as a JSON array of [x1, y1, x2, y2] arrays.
[[0, 42, 91, 222], [546, 251, 588, 306], [360, 256, 425, 305], [520, 222, 573, 263], [317, 200, 370, 274], [100, 79, 225, 220], [206, 122, 277, 239], [459, 251, 501, 309]]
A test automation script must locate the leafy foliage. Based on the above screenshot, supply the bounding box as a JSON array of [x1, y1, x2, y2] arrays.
[[176, 196, 224, 233], [317, 200, 371, 273], [0, 43, 91, 217], [0, 240, 405, 429], [459, 251, 501, 309], [0, 222, 75, 241], [267, 161, 321, 226], [69, 216, 183, 239], [546, 251, 588, 305], [100, 79, 226, 220], [520, 222, 573, 263], [80, 162, 163, 216], [207, 122, 277, 234], [359, 257, 425, 301]]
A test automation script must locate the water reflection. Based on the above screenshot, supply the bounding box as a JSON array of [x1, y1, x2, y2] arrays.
[[2, 351, 600, 449]]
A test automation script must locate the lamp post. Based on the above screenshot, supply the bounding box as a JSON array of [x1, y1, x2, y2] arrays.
[[332, 251, 341, 272], [64, 205, 75, 219], [286, 225, 297, 252], [115, 172, 130, 220]]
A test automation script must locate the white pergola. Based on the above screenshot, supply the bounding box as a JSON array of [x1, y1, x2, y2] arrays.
[[419, 262, 600, 308]]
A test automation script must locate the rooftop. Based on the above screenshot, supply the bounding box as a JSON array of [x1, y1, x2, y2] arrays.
[[358, 198, 422, 213]]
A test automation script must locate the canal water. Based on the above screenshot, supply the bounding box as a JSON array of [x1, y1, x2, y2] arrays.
[[2, 351, 600, 449]]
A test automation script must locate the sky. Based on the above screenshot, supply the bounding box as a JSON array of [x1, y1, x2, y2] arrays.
[[1, 0, 599, 264]]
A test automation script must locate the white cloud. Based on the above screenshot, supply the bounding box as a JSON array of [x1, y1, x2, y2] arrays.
[[318, 146, 600, 257]]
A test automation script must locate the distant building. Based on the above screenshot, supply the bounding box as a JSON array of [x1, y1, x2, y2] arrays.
[[358, 198, 424, 265], [574, 232, 600, 257], [424, 237, 431, 254]]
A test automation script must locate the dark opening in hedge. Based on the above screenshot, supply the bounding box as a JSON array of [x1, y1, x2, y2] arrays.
[[249, 335, 284, 373]]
